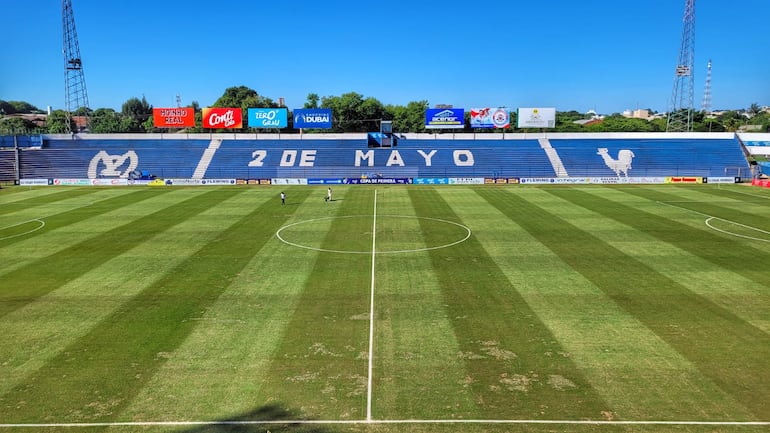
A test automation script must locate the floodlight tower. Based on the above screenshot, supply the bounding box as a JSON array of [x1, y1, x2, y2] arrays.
[[62, 0, 90, 133], [702, 59, 712, 114], [666, 0, 696, 132]]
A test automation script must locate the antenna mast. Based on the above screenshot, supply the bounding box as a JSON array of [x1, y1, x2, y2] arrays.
[[666, 0, 696, 132], [702, 59, 712, 114], [62, 0, 90, 133]]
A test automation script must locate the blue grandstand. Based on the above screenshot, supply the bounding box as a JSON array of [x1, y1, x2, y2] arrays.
[[1, 132, 755, 182]]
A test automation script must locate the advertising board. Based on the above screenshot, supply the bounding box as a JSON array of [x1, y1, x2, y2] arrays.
[[470, 108, 509, 129], [248, 108, 287, 128], [517, 107, 556, 128], [153, 108, 195, 128], [202, 108, 243, 129], [425, 108, 465, 129], [293, 109, 332, 129]]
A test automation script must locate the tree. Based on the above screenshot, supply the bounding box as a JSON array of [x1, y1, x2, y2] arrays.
[[304, 93, 319, 109], [45, 110, 74, 133], [0, 117, 39, 135], [121, 96, 152, 132], [717, 110, 743, 132], [9, 101, 42, 114], [386, 100, 428, 133], [89, 108, 125, 133], [320, 92, 386, 133], [748, 103, 761, 117], [211, 86, 278, 131], [0, 100, 17, 115]]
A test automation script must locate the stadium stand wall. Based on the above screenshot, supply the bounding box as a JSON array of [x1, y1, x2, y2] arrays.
[[2, 132, 753, 181]]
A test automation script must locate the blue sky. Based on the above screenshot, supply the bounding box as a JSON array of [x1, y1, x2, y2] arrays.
[[2, 0, 768, 114]]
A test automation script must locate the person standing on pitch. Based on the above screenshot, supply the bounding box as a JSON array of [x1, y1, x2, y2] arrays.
[[325, 187, 332, 202], [280, 191, 286, 205]]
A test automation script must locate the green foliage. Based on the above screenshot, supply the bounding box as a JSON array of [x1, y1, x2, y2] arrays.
[[121, 96, 153, 132], [320, 92, 386, 133], [44, 109, 73, 133], [304, 93, 320, 109], [211, 86, 279, 132], [89, 108, 124, 133], [1, 91, 764, 134], [386, 100, 428, 133], [0, 116, 39, 135]]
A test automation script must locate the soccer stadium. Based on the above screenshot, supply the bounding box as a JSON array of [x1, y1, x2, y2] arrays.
[[1, 131, 770, 433], [2, 0, 770, 430]]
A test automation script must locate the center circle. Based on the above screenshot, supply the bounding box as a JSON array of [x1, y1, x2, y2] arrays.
[[276, 215, 472, 254]]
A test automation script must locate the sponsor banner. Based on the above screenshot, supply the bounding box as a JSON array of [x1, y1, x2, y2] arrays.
[[248, 108, 288, 128], [164, 179, 203, 186], [752, 178, 770, 188], [346, 178, 410, 184], [425, 108, 465, 129], [153, 107, 195, 128], [518, 177, 668, 185], [239, 179, 271, 185], [413, 178, 449, 185], [90, 179, 128, 186], [202, 107, 243, 129], [164, 178, 236, 186], [272, 178, 308, 185], [200, 179, 236, 185], [128, 179, 153, 185], [148, 179, 166, 186], [587, 177, 667, 184], [507, 178, 520, 184], [666, 176, 703, 184], [449, 177, 485, 185], [307, 178, 345, 185], [705, 176, 739, 184], [470, 108, 510, 129], [53, 178, 92, 186], [519, 177, 554, 184], [517, 107, 556, 128], [293, 108, 332, 129], [19, 179, 51, 186]]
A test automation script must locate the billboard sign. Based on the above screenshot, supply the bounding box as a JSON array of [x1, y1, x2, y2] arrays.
[[293, 108, 332, 129], [153, 108, 195, 128], [470, 107, 510, 129], [248, 108, 288, 128], [517, 107, 556, 128], [425, 108, 465, 129], [202, 107, 243, 129]]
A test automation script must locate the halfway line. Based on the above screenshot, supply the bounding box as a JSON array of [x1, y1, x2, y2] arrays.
[[366, 189, 377, 421]]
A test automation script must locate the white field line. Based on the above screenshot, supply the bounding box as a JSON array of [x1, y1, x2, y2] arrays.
[[657, 201, 770, 242], [0, 219, 45, 241], [366, 189, 377, 421], [2, 419, 769, 428]]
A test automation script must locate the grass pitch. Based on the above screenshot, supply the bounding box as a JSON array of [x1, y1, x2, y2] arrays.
[[0, 184, 769, 433]]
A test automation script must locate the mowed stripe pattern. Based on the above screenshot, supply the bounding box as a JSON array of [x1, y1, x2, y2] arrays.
[[0, 185, 769, 430]]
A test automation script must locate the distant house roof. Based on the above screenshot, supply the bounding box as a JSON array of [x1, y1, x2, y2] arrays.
[[573, 118, 603, 126]]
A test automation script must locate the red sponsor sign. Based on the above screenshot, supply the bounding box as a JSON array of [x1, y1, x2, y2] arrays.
[[752, 178, 770, 188], [153, 107, 195, 128], [202, 108, 242, 129]]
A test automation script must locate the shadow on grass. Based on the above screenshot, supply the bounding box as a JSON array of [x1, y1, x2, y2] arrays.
[[178, 404, 333, 433]]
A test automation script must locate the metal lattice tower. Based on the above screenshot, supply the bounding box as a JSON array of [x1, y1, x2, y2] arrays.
[[702, 58, 712, 114], [666, 0, 696, 132], [62, 0, 90, 133]]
